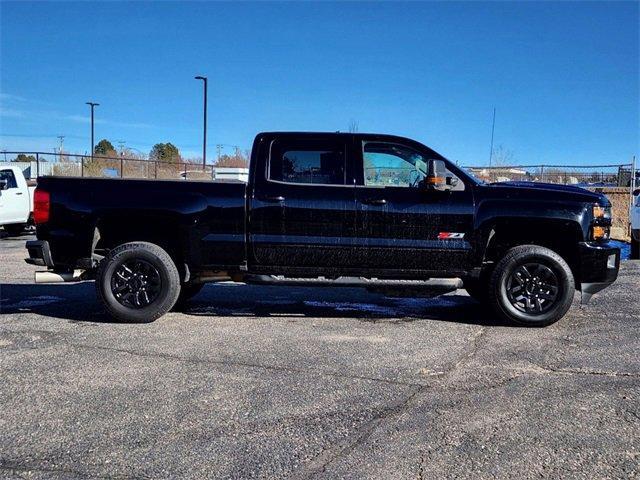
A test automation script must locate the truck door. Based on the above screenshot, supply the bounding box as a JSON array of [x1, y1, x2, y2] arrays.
[[0, 168, 29, 225], [248, 134, 359, 268], [354, 139, 474, 272]]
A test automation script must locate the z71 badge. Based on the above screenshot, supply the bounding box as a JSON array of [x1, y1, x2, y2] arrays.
[[437, 232, 465, 240]]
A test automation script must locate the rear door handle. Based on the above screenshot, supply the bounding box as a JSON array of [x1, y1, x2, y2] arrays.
[[362, 198, 387, 206], [263, 195, 285, 203]]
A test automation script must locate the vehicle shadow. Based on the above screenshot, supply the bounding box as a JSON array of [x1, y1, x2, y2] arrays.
[[0, 282, 507, 327], [0, 229, 35, 240]]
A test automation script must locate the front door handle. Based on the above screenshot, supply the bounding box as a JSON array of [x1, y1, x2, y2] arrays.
[[263, 195, 285, 203], [362, 198, 387, 206], [15, 192, 23, 195]]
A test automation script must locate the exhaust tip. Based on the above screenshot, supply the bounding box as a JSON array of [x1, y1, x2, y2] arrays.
[[35, 270, 84, 283]]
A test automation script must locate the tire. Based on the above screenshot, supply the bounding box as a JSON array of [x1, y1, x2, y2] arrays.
[[96, 242, 181, 323], [173, 282, 204, 309], [489, 245, 575, 327], [3, 224, 25, 236], [631, 236, 639, 260]]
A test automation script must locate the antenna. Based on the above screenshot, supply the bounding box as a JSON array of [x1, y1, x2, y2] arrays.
[[488, 108, 496, 167]]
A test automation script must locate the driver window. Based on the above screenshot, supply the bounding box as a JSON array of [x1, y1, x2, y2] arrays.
[[362, 141, 464, 190], [363, 142, 426, 188]]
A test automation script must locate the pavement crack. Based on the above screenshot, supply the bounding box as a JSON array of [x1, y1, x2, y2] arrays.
[[289, 385, 427, 480], [0, 461, 142, 479], [64, 341, 424, 388], [523, 362, 640, 378], [424, 326, 486, 381]]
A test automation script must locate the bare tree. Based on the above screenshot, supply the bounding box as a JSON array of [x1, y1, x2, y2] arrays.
[[348, 119, 359, 133], [490, 145, 515, 166]]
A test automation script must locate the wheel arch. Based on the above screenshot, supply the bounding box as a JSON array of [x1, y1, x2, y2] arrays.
[[92, 214, 189, 280], [478, 218, 584, 286]]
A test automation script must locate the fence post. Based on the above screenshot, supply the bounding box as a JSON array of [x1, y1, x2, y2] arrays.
[[631, 156, 637, 236], [120, 157, 124, 178], [36, 153, 40, 178], [540, 165, 544, 182], [154, 161, 158, 179]]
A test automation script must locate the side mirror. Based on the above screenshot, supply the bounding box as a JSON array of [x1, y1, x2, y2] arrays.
[[423, 160, 454, 192], [0, 179, 8, 191], [633, 188, 640, 197]]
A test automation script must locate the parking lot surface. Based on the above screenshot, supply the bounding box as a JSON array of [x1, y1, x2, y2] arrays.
[[1, 233, 639, 479]]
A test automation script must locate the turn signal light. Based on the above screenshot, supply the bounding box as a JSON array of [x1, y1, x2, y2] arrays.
[[425, 176, 444, 185], [33, 189, 50, 224], [592, 225, 609, 240]]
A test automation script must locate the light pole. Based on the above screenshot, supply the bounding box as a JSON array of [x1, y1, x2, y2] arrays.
[[86, 102, 99, 176], [194, 76, 208, 170]]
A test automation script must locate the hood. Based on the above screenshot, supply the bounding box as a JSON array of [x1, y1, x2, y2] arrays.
[[485, 181, 609, 205]]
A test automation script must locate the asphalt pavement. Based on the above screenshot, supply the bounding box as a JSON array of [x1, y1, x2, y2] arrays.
[[1, 233, 639, 479]]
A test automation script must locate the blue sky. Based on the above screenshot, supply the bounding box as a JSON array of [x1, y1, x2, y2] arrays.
[[1, 1, 638, 166]]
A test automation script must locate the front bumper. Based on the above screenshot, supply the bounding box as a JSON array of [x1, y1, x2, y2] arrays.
[[25, 240, 54, 268], [577, 241, 620, 304]]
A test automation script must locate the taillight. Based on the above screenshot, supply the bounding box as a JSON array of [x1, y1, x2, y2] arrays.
[[33, 189, 50, 224]]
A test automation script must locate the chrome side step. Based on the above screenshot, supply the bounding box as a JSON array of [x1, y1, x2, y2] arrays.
[[244, 275, 462, 296]]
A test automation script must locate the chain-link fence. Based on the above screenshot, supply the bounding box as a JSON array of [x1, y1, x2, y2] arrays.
[[463, 164, 635, 188], [0, 151, 250, 182]]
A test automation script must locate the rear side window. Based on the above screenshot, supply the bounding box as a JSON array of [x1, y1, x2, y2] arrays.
[[269, 140, 346, 185], [0, 169, 17, 189]]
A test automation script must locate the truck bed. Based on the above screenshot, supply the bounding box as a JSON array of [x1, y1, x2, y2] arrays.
[[34, 176, 247, 268]]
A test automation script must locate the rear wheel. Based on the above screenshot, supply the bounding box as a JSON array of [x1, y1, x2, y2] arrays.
[[489, 245, 574, 327], [96, 242, 181, 323]]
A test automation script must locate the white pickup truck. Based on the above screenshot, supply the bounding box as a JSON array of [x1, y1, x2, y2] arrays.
[[632, 187, 639, 259], [0, 163, 36, 236]]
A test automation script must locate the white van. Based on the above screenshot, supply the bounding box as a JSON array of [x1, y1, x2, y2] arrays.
[[0, 164, 36, 236]]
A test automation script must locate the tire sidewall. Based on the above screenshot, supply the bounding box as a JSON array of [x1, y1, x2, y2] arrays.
[[97, 243, 180, 322], [492, 248, 574, 327]]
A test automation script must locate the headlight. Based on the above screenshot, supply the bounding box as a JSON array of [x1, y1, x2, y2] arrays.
[[593, 205, 611, 219]]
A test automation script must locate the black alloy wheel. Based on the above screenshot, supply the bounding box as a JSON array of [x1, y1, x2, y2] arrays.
[[505, 263, 559, 314], [489, 245, 575, 327], [111, 259, 162, 309], [96, 241, 181, 323]]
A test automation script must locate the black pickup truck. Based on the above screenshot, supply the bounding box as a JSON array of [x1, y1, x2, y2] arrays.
[[26, 132, 620, 326]]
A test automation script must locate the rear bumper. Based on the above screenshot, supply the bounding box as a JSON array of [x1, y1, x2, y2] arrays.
[[25, 240, 54, 268], [577, 242, 620, 304]]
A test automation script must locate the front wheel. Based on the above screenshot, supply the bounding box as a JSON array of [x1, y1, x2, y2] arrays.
[[96, 242, 181, 323], [489, 245, 575, 327]]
